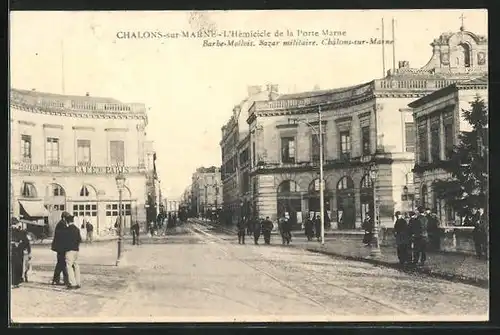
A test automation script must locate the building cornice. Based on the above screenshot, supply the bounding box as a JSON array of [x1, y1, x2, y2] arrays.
[[10, 103, 147, 121], [276, 123, 299, 129]]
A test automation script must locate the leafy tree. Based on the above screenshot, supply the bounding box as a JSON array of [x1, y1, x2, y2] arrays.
[[434, 95, 488, 217]]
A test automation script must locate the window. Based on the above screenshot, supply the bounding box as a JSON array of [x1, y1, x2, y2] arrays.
[[311, 132, 326, 163], [22, 182, 37, 198], [80, 185, 90, 197], [21, 135, 31, 161], [105, 203, 131, 216], [417, 120, 428, 163], [77, 140, 91, 166], [405, 123, 416, 152], [51, 184, 65, 196], [361, 126, 370, 155], [46, 138, 60, 166], [252, 142, 256, 165], [430, 116, 440, 162], [443, 112, 454, 159], [421, 184, 428, 207], [73, 203, 98, 217], [340, 131, 351, 158], [281, 137, 295, 163], [242, 172, 250, 193], [110, 140, 125, 165]]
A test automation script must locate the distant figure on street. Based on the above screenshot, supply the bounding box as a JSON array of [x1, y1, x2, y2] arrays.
[[278, 216, 292, 245], [469, 207, 487, 259], [362, 213, 374, 247], [237, 216, 247, 244], [262, 217, 273, 245], [393, 211, 410, 265], [85, 218, 94, 243], [51, 212, 70, 286], [304, 216, 314, 241], [314, 215, 321, 242], [11, 217, 31, 288], [65, 215, 82, 289], [410, 206, 428, 266], [131, 221, 140, 245], [253, 217, 262, 245]]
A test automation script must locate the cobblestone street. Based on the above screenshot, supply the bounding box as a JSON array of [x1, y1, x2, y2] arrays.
[[10, 222, 488, 323]]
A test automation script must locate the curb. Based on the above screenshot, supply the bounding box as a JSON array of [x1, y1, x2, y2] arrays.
[[303, 247, 489, 289], [31, 237, 121, 246]]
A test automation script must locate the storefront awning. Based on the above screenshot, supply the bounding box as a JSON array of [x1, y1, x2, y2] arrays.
[[19, 200, 49, 218], [20, 218, 45, 227]]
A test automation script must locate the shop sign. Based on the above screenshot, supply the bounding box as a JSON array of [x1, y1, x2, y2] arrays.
[[75, 165, 130, 174]]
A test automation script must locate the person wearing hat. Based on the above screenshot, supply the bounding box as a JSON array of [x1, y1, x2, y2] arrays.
[[410, 206, 428, 266], [65, 214, 82, 289], [51, 211, 70, 286], [11, 217, 31, 288], [393, 211, 410, 265]]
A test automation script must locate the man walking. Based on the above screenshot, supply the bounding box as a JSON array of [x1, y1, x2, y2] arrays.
[[253, 217, 262, 245], [131, 221, 140, 245], [85, 218, 94, 243], [11, 217, 31, 288], [65, 215, 82, 289], [362, 213, 374, 247], [237, 216, 247, 244], [425, 208, 440, 251], [51, 212, 70, 286], [262, 217, 273, 245], [314, 215, 321, 242], [394, 211, 410, 265], [410, 207, 428, 266]]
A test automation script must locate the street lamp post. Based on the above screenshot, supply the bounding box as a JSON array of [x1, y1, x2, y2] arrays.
[[289, 105, 325, 245], [115, 172, 126, 266], [367, 162, 381, 258]]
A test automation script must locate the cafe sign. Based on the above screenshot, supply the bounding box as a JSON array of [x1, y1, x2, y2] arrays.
[[75, 165, 130, 174], [13, 161, 133, 174]]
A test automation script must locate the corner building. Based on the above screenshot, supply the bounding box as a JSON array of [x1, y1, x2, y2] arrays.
[[247, 26, 487, 229], [10, 89, 152, 235]]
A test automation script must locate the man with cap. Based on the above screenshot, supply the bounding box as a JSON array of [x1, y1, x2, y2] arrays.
[[65, 214, 82, 289], [410, 206, 428, 266], [51, 211, 70, 286], [11, 217, 31, 288], [393, 211, 410, 265]]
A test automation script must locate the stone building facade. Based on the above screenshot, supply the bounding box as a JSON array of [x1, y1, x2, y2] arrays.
[[220, 85, 278, 224], [190, 166, 222, 217], [408, 76, 488, 225], [10, 88, 154, 235], [247, 26, 487, 229]]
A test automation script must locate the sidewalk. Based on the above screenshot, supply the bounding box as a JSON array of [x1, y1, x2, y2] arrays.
[[193, 219, 489, 288], [31, 234, 119, 246]]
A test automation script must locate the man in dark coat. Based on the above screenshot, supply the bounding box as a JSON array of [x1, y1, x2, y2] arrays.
[[469, 207, 487, 259], [253, 217, 262, 245], [131, 221, 140, 245], [237, 216, 247, 244], [304, 216, 314, 241], [262, 217, 274, 245], [51, 212, 70, 286], [85, 219, 94, 243], [314, 215, 321, 242], [362, 213, 374, 246], [11, 217, 31, 288], [394, 211, 410, 265], [425, 208, 440, 251], [410, 207, 428, 266]]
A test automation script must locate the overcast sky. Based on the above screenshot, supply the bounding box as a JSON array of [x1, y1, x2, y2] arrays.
[[10, 9, 487, 199]]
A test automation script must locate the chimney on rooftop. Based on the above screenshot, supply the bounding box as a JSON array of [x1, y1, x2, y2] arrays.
[[86, 92, 90, 97]]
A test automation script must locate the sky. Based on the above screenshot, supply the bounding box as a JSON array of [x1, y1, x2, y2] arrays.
[[10, 10, 487, 199]]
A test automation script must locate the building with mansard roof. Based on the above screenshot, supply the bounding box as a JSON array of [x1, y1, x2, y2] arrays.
[[190, 166, 222, 217], [10, 88, 157, 235], [247, 25, 487, 229]]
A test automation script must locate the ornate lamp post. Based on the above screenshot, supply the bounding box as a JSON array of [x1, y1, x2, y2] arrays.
[[366, 162, 381, 258], [115, 172, 126, 266]]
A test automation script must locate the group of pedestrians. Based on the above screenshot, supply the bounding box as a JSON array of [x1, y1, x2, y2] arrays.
[[303, 215, 323, 242], [237, 216, 274, 245], [51, 211, 83, 289], [10, 217, 31, 288]]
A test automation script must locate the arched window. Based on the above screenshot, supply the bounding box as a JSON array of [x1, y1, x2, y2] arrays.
[[337, 176, 354, 190], [277, 180, 300, 193], [51, 184, 66, 196], [458, 43, 471, 67], [421, 184, 428, 207], [80, 185, 89, 197], [21, 182, 37, 198], [309, 178, 326, 193]]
